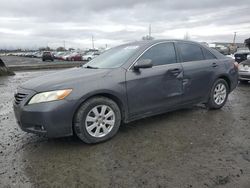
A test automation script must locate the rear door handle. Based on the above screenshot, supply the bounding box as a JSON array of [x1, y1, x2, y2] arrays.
[[169, 68, 181, 73], [212, 62, 218, 68], [169, 68, 182, 76]]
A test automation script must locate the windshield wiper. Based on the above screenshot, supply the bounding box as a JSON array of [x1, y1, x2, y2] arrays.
[[84, 65, 99, 69]]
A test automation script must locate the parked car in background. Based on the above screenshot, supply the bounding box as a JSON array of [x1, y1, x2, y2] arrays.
[[82, 51, 100, 61], [33, 51, 42, 58], [54, 52, 66, 60], [61, 52, 73, 61], [234, 48, 250, 63], [212, 46, 230, 55], [226, 54, 234, 59], [42, 51, 54, 61], [238, 56, 250, 84], [65, 52, 83, 61], [13, 40, 238, 144]]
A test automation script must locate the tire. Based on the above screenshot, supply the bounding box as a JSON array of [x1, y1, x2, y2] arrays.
[[87, 57, 92, 61], [73, 97, 121, 144], [240, 80, 249, 84], [206, 79, 229, 110], [42, 59, 45, 62]]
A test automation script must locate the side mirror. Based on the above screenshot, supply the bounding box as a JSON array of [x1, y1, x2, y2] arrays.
[[133, 59, 153, 70]]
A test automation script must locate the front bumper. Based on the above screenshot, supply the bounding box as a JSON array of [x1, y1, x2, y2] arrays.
[[13, 87, 76, 138]]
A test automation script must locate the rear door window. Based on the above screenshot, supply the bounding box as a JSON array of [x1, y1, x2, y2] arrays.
[[178, 43, 204, 62]]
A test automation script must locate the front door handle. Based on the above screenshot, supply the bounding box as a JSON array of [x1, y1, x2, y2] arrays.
[[212, 62, 218, 68]]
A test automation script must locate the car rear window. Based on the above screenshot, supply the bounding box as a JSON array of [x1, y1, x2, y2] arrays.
[[43, 52, 51, 55], [202, 48, 217, 60], [178, 43, 204, 62]]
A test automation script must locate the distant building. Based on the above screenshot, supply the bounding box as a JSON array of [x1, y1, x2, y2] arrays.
[[211, 42, 245, 48], [208, 42, 245, 55]]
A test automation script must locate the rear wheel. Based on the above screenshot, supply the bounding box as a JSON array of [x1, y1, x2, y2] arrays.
[[73, 97, 121, 144], [87, 57, 92, 61], [206, 79, 229, 109]]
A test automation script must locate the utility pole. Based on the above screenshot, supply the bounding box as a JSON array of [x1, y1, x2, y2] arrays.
[[149, 24, 151, 38], [91, 35, 95, 49], [63, 40, 66, 49], [233, 32, 237, 45]]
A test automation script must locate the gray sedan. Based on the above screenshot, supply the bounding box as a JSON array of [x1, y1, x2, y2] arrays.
[[13, 40, 238, 144], [238, 58, 250, 84]]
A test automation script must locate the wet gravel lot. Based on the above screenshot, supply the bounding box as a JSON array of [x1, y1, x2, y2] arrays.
[[0, 70, 250, 188]]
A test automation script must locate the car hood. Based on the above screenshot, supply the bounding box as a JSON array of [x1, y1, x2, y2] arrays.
[[20, 67, 111, 92], [235, 52, 250, 55]]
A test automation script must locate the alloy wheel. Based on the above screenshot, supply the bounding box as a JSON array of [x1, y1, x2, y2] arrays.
[[213, 83, 227, 105], [85, 105, 115, 138]]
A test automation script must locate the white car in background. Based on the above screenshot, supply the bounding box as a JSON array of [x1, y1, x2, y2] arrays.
[[226, 54, 234, 59], [61, 52, 73, 61], [82, 51, 100, 61]]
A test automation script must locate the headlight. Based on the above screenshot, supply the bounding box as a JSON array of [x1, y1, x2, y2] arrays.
[[28, 89, 72, 105]]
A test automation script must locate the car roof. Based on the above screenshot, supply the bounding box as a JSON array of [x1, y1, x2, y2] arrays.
[[127, 39, 201, 44], [122, 39, 206, 49]]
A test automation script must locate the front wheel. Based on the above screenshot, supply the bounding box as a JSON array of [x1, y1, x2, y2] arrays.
[[73, 97, 121, 144], [206, 79, 229, 109]]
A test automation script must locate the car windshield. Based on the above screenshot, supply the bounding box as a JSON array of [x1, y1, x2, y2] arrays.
[[83, 45, 140, 69]]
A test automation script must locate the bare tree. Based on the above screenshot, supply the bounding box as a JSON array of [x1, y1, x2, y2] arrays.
[[245, 38, 250, 50], [142, 35, 154, 40], [56, 47, 66, 51], [184, 32, 190, 40]]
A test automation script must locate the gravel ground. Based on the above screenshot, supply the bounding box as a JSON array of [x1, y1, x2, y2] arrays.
[[0, 70, 250, 188]]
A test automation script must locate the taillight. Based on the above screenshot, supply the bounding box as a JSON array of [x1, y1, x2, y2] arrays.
[[233, 61, 239, 69]]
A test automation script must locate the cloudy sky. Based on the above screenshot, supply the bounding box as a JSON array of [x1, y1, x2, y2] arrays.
[[0, 0, 249, 49]]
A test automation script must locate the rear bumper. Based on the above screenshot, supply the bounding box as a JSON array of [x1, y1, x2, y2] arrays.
[[13, 88, 76, 138], [42, 56, 54, 60], [239, 71, 250, 81]]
